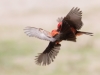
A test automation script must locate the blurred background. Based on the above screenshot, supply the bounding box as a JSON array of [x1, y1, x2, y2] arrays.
[[0, 0, 100, 75]]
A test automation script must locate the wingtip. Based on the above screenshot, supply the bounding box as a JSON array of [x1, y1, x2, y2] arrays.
[[35, 43, 61, 66], [35, 53, 51, 66]]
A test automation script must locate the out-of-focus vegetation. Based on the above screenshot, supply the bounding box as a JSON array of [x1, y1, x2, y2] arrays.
[[0, 0, 100, 75]]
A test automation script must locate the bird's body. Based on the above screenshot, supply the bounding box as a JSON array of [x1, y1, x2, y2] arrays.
[[24, 7, 93, 65]]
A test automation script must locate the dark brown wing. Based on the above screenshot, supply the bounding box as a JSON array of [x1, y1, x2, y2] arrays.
[[35, 42, 61, 65], [56, 7, 82, 42], [57, 16, 76, 42], [65, 7, 83, 30]]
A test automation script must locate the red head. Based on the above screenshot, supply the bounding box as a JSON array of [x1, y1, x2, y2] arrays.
[[57, 22, 62, 31]]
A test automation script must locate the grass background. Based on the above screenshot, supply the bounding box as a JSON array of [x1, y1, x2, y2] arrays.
[[0, 0, 100, 75]]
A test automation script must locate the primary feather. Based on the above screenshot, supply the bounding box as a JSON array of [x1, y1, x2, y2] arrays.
[[24, 26, 56, 42], [35, 42, 61, 65], [66, 7, 83, 30]]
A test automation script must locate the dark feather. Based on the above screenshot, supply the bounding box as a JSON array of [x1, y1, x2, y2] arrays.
[[35, 42, 61, 65], [76, 31, 93, 36], [65, 7, 83, 30], [56, 7, 83, 42], [57, 17, 76, 42]]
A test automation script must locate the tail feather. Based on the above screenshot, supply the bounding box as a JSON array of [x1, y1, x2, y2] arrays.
[[76, 31, 93, 36]]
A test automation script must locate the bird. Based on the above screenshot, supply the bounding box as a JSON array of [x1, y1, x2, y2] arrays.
[[24, 7, 93, 66]]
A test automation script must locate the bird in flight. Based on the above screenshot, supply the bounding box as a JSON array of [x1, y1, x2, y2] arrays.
[[24, 7, 93, 66]]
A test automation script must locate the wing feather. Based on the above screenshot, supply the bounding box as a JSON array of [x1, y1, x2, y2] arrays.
[[66, 7, 83, 30], [35, 42, 61, 65], [24, 26, 56, 42]]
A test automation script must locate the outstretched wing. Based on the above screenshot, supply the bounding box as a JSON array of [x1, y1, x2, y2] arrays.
[[35, 42, 61, 65], [57, 17, 76, 42], [65, 7, 83, 30], [56, 7, 82, 42], [24, 26, 56, 42]]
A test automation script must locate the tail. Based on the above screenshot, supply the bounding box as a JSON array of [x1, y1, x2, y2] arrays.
[[76, 31, 93, 36]]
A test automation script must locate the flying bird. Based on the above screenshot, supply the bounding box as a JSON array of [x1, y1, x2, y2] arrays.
[[24, 7, 93, 66]]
